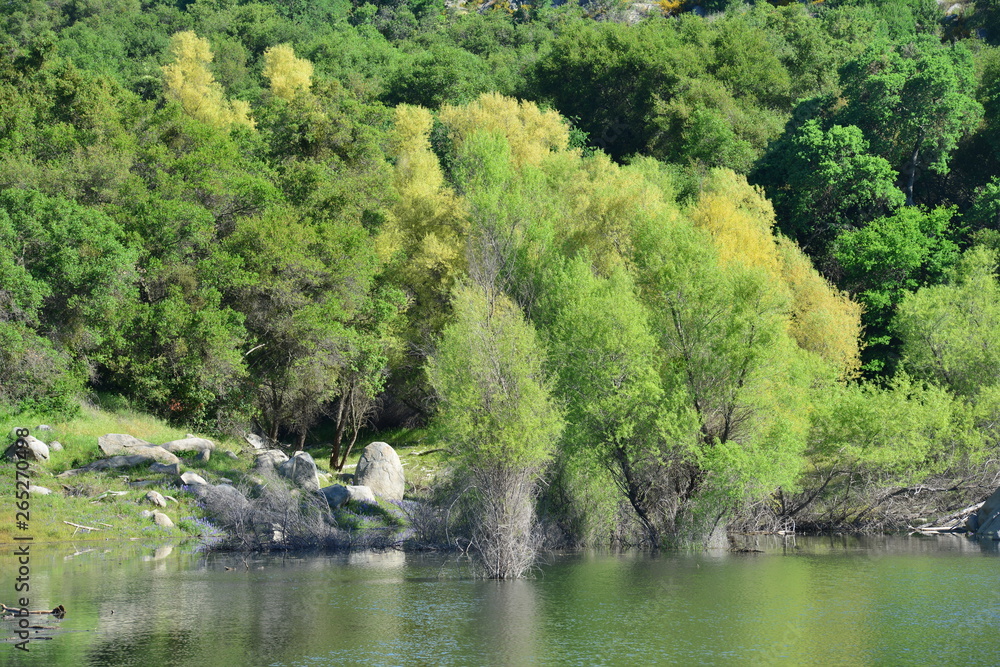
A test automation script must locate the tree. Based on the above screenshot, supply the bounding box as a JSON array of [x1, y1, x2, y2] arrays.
[[895, 246, 1000, 397], [833, 205, 958, 374], [162, 31, 255, 129], [541, 257, 696, 546], [837, 37, 982, 205], [750, 118, 904, 251], [427, 283, 563, 578], [262, 43, 313, 101]]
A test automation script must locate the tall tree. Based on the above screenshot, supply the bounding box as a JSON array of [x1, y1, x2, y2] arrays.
[[427, 283, 563, 578]]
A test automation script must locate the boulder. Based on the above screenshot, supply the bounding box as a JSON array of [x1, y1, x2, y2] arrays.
[[278, 451, 320, 492], [144, 491, 167, 508], [253, 449, 289, 474], [5, 436, 50, 462], [159, 437, 215, 454], [976, 487, 1000, 538], [48, 441, 63, 452], [98, 434, 153, 457], [57, 449, 177, 476], [195, 449, 211, 462], [192, 483, 251, 518], [149, 462, 181, 476], [354, 442, 405, 501], [28, 485, 52, 495], [152, 511, 174, 528], [320, 484, 376, 508], [180, 471, 209, 487], [126, 446, 179, 465]]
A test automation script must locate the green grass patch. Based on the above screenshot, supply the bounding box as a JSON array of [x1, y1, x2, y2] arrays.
[[0, 400, 249, 543]]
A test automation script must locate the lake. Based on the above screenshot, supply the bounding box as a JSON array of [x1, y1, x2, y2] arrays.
[[1, 535, 998, 666]]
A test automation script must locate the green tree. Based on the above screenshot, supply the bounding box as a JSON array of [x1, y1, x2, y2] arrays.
[[833, 205, 959, 374], [427, 283, 563, 578], [837, 37, 982, 205], [895, 246, 1000, 397], [751, 118, 904, 251]]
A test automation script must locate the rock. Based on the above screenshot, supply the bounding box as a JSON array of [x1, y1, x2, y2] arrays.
[[253, 449, 289, 474], [320, 484, 376, 508], [354, 442, 405, 501], [180, 471, 208, 486], [224, 450, 239, 460], [195, 449, 211, 462], [145, 491, 167, 508], [4, 436, 50, 462], [976, 487, 1000, 537], [149, 462, 181, 476], [152, 511, 174, 528], [48, 441, 63, 452], [277, 451, 320, 492], [98, 434, 153, 457], [159, 437, 215, 454], [58, 448, 178, 476], [245, 432, 268, 450], [35, 425, 52, 432], [193, 483, 251, 518], [126, 446, 179, 465], [28, 485, 52, 495]]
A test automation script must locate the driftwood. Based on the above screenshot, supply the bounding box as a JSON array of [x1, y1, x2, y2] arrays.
[[910, 501, 984, 535], [63, 520, 101, 533]]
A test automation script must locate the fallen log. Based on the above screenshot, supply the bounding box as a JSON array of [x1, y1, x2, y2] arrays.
[[916, 501, 984, 529], [1, 603, 65, 618]]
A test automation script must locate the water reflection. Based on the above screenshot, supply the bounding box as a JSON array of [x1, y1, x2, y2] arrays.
[[2, 537, 1000, 666]]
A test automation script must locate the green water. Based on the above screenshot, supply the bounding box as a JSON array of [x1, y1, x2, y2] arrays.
[[1, 535, 998, 666]]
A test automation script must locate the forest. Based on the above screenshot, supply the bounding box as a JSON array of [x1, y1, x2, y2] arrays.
[[4, 0, 1000, 563]]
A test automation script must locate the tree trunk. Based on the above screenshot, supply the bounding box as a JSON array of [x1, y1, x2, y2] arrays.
[[903, 132, 924, 207]]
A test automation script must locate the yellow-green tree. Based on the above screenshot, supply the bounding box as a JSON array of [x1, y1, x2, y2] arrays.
[[162, 31, 255, 129], [262, 44, 313, 101]]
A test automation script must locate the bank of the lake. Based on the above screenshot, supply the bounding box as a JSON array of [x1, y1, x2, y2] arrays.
[[2, 535, 999, 666]]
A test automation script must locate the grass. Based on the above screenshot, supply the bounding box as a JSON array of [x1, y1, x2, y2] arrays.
[[0, 401, 250, 543], [0, 401, 451, 545]]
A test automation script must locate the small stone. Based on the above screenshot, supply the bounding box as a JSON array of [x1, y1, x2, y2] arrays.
[[36, 425, 52, 432], [224, 450, 239, 460], [48, 441, 63, 452], [28, 485, 52, 495], [180, 471, 208, 486], [5, 436, 50, 462], [152, 511, 174, 528], [195, 449, 211, 462], [144, 491, 167, 508]]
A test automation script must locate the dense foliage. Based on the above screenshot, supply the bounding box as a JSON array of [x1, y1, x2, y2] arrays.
[[3, 0, 1000, 549]]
